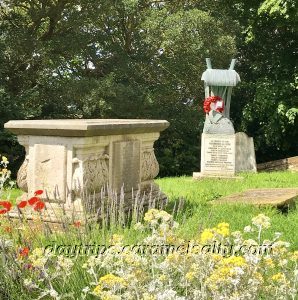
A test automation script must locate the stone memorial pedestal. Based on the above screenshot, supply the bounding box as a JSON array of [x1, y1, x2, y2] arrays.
[[193, 132, 256, 179], [5, 119, 169, 221]]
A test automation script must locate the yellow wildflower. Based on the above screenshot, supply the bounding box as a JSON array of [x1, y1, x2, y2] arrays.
[[264, 257, 274, 268], [93, 285, 102, 296], [189, 263, 200, 272], [271, 241, 290, 255], [28, 248, 48, 268], [212, 254, 223, 262], [157, 210, 172, 222], [159, 274, 167, 281], [142, 293, 156, 300], [166, 252, 183, 264], [253, 272, 264, 283], [217, 266, 232, 277], [290, 251, 298, 261], [99, 274, 127, 289], [200, 229, 214, 243], [207, 256, 247, 290], [144, 209, 159, 222], [166, 234, 177, 244], [217, 222, 229, 228], [110, 234, 123, 245], [206, 265, 233, 289], [221, 256, 246, 267], [122, 252, 139, 266], [185, 271, 196, 281], [32, 248, 44, 257], [271, 272, 285, 282], [2, 156, 8, 163], [99, 292, 121, 300], [232, 292, 240, 299], [216, 222, 230, 237], [144, 209, 172, 223], [129, 268, 147, 282]]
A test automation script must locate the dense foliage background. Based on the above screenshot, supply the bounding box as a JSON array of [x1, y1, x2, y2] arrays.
[[0, 0, 297, 177]]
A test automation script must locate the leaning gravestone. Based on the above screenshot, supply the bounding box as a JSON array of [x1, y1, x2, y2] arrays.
[[4, 119, 169, 221], [193, 58, 256, 179]]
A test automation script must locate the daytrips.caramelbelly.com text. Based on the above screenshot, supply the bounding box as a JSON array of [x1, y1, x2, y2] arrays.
[[44, 241, 273, 258]]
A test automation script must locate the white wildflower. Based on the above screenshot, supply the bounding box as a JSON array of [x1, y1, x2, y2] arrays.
[[252, 214, 271, 229], [244, 226, 252, 233], [82, 287, 90, 293], [49, 289, 59, 298], [156, 289, 186, 300], [172, 221, 179, 229], [134, 222, 145, 231]]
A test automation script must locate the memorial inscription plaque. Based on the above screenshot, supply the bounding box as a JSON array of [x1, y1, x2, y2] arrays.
[[201, 134, 235, 175], [111, 140, 141, 192]]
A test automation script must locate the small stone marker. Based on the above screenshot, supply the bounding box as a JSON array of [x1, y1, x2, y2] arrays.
[[211, 188, 298, 208]]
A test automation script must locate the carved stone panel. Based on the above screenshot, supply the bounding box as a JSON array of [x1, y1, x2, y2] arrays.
[[81, 154, 109, 194], [111, 140, 140, 192], [17, 156, 28, 192], [141, 149, 159, 181]]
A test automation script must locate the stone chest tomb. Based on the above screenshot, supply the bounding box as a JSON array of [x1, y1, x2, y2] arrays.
[[4, 119, 169, 219]]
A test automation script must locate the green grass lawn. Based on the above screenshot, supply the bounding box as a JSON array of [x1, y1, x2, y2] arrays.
[[1, 171, 298, 249], [0, 186, 23, 202], [156, 171, 298, 250]]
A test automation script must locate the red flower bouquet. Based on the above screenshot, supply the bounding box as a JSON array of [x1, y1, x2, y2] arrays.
[[203, 96, 224, 114]]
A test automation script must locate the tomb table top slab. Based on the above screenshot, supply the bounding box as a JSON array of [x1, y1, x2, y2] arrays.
[[4, 119, 169, 137]]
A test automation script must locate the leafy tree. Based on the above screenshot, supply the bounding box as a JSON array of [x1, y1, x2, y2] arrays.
[[225, 0, 297, 162], [0, 0, 237, 177]]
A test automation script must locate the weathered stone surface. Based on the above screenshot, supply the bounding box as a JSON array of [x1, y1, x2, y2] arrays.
[[212, 188, 298, 207], [111, 140, 140, 192], [4, 119, 169, 218], [235, 132, 257, 173], [203, 111, 235, 134], [32, 143, 67, 202], [17, 156, 28, 192], [200, 134, 236, 176], [196, 132, 256, 179], [257, 156, 298, 172], [4, 119, 169, 137], [141, 149, 159, 181]]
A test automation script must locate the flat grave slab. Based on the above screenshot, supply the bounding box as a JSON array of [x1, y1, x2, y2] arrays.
[[211, 188, 298, 208]]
